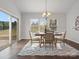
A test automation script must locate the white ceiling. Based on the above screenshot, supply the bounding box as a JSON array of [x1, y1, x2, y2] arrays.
[[14, 0, 77, 13]]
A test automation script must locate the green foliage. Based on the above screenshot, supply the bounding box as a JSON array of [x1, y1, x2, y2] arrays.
[[0, 21, 9, 26], [0, 21, 3, 26], [0, 21, 9, 30]]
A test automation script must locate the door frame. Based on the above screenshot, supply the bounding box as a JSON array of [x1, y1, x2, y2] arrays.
[[0, 10, 20, 44]]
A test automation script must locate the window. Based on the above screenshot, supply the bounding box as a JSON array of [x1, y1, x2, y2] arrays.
[[0, 11, 9, 31], [0, 11, 9, 46], [31, 19, 39, 33], [0, 11, 18, 45], [31, 18, 47, 33], [39, 19, 47, 32]]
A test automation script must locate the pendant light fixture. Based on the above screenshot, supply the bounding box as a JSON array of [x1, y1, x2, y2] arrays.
[[42, 0, 51, 17]]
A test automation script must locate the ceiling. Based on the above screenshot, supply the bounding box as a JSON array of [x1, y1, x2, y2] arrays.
[[13, 0, 77, 13]]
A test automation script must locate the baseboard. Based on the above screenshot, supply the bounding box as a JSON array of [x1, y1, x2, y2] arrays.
[[65, 39, 79, 50]]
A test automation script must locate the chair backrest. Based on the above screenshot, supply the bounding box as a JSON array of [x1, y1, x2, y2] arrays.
[[44, 32, 54, 41], [61, 32, 66, 39], [29, 31, 36, 39], [29, 31, 32, 40]]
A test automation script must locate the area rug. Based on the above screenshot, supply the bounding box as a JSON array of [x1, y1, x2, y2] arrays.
[[18, 41, 79, 56]]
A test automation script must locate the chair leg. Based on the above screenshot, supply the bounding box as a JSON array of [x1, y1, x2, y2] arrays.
[[39, 39, 42, 48], [52, 43, 53, 50], [45, 42, 46, 48], [31, 41, 32, 46], [54, 40, 57, 48], [63, 42, 65, 46], [63, 40, 66, 46], [61, 41, 65, 46]]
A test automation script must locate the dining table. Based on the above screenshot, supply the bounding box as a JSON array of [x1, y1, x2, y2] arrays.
[[35, 32, 62, 47], [35, 32, 45, 47]]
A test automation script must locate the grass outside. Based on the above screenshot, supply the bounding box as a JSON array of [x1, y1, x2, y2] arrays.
[[0, 30, 9, 37], [11, 28, 17, 36], [31, 25, 45, 33], [0, 29, 16, 37]]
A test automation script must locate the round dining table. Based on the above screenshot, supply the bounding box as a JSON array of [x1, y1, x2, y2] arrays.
[[35, 32, 62, 47]]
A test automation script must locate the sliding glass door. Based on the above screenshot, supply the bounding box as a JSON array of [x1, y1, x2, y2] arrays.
[[0, 11, 9, 50], [0, 11, 19, 50]]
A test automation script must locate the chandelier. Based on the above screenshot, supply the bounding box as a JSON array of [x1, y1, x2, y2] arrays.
[[42, 0, 51, 17]]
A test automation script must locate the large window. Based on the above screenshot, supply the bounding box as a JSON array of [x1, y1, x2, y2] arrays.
[[0, 11, 9, 49], [0, 11, 18, 46], [31, 18, 47, 33], [31, 19, 39, 33], [0, 11, 9, 31]]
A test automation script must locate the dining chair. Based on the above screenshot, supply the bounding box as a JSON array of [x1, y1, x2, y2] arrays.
[[55, 32, 66, 46], [43, 32, 55, 48], [29, 31, 40, 45]]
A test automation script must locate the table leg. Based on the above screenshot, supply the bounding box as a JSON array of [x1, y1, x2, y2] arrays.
[[39, 36, 42, 48]]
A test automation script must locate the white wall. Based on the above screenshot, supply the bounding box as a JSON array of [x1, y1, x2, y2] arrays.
[[0, 0, 21, 40], [21, 13, 66, 39], [66, 0, 79, 43], [0, 0, 20, 18]]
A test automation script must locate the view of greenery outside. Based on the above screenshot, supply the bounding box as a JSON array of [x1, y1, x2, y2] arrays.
[[0, 11, 9, 38], [39, 25, 45, 32], [31, 19, 46, 33], [0, 21, 9, 30], [0, 21, 9, 37], [0, 11, 17, 48], [0, 21, 17, 37], [12, 21, 17, 35], [0, 11, 17, 39], [31, 25, 39, 33]]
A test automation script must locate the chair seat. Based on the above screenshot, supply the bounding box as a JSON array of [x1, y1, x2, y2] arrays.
[[29, 31, 41, 45], [42, 32, 55, 48], [31, 36, 40, 41], [55, 36, 63, 39], [32, 36, 40, 38], [55, 32, 66, 44]]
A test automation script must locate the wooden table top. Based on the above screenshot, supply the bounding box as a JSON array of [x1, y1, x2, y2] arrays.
[[35, 32, 62, 36]]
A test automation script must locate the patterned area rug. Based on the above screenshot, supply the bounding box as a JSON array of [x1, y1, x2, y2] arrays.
[[18, 41, 79, 56]]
